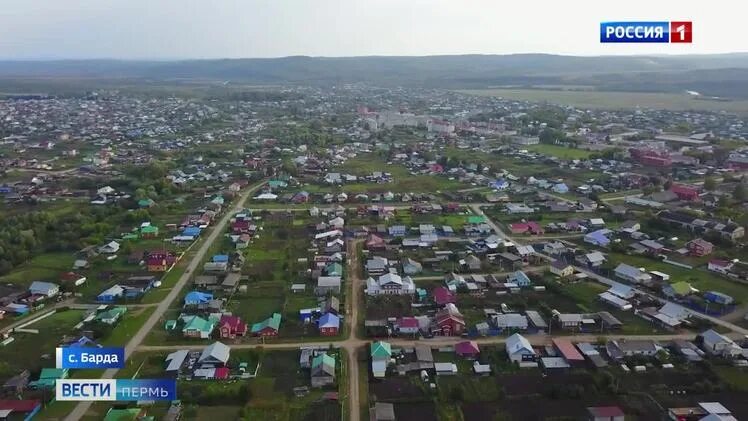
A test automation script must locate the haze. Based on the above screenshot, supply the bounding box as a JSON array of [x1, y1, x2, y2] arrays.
[[0, 0, 743, 59]]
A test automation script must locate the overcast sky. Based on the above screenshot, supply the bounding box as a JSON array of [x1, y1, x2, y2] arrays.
[[0, 0, 742, 59]]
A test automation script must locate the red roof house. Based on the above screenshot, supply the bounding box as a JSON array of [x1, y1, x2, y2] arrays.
[[214, 367, 231, 379], [219, 315, 248, 339], [670, 184, 700, 201], [146, 251, 177, 272], [366, 234, 386, 250], [552, 338, 585, 364], [432, 287, 456, 306], [232, 220, 251, 234], [0, 399, 41, 418], [455, 341, 480, 358], [435, 303, 466, 336], [686, 238, 714, 256]]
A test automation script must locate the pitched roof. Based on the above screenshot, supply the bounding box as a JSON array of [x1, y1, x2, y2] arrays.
[[199, 341, 231, 364], [506, 333, 534, 355], [251, 313, 281, 333], [311, 353, 336, 376], [371, 341, 392, 358]]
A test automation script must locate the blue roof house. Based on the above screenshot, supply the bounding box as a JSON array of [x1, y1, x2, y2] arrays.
[[552, 183, 569, 194], [584, 229, 611, 247], [212, 255, 229, 263], [507, 271, 532, 287], [182, 227, 201, 237], [184, 291, 213, 306], [491, 179, 510, 190]]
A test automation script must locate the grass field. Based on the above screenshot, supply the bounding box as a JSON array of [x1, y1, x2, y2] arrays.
[[0, 309, 84, 378], [458, 88, 748, 114], [525, 144, 594, 160]]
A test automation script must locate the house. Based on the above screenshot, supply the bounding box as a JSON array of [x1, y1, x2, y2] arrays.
[[29, 281, 59, 298], [461, 254, 482, 271], [543, 241, 567, 256], [434, 303, 466, 336], [388, 225, 407, 236], [95, 307, 127, 325], [98, 241, 120, 254], [365, 273, 415, 295], [316, 276, 342, 296], [606, 339, 661, 360], [198, 341, 231, 366], [580, 252, 606, 268], [396, 317, 419, 335], [366, 256, 389, 275], [29, 368, 68, 389], [219, 315, 248, 339], [700, 329, 743, 357], [584, 229, 611, 247], [102, 408, 146, 421], [686, 238, 714, 256], [550, 261, 574, 278], [507, 271, 532, 287], [455, 341, 480, 358], [505, 203, 534, 214], [251, 313, 281, 337], [370, 402, 396, 421], [506, 333, 535, 363], [492, 313, 528, 330], [311, 353, 336, 388], [552, 183, 569, 194], [140, 224, 159, 238], [59, 272, 87, 287], [614, 263, 652, 284], [371, 341, 392, 378], [97, 285, 125, 302], [366, 234, 386, 250], [704, 290, 734, 305], [708, 259, 734, 274], [509, 221, 543, 235], [552, 338, 585, 365], [164, 349, 189, 375], [182, 316, 217, 339], [658, 210, 744, 241], [318, 313, 340, 336], [432, 286, 456, 306], [184, 291, 213, 307], [0, 400, 41, 421], [670, 184, 700, 201], [146, 251, 176, 272], [662, 281, 698, 298], [324, 296, 340, 315], [402, 258, 423, 275], [587, 406, 625, 421]]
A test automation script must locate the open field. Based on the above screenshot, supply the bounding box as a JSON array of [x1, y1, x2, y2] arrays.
[[458, 88, 748, 114], [525, 144, 595, 160]]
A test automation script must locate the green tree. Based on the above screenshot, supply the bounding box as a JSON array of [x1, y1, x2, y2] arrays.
[[734, 183, 747, 202], [704, 176, 718, 191]]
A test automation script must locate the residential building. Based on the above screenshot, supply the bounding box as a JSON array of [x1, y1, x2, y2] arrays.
[[365, 273, 415, 295], [506, 333, 535, 363], [318, 313, 340, 336], [587, 406, 625, 421], [435, 303, 466, 336], [251, 313, 281, 337], [219, 315, 248, 339], [550, 261, 574, 277], [614, 263, 652, 284], [311, 353, 336, 388], [686, 238, 714, 256]]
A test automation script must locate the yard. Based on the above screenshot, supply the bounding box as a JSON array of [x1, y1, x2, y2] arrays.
[[0, 309, 84, 380], [525, 144, 594, 160]]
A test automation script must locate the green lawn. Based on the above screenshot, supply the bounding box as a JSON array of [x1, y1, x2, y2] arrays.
[[458, 88, 748, 114], [608, 253, 748, 303], [100, 307, 156, 347], [0, 309, 84, 378], [525, 144, 594, 160]]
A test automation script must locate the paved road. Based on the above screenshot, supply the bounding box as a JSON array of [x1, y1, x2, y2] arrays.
[[65, 180, 265, 421]]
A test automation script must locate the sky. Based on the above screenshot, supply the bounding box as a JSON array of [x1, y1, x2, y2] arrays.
[[0, 0, 742, 59]]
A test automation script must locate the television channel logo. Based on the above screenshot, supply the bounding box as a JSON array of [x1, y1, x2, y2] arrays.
[[56, 379, 177, 401], [600, 21, 692, 43]]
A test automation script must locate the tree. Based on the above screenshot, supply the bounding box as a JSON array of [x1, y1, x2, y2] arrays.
[[734, 183, 747, 202], [704, 176, 718, 191]]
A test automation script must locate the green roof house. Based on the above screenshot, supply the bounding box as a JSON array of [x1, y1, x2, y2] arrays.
[[311, 353, 336, 388], [138, 198, 156, 208], [29, 368, 69, 389], [96, 306, 127, 325], [268, 180, 288, 189], [371, 341, 392, 360], [103, 408, 146, 421], [664, 281, 698, 298], [325, 262, 343, 277], [251, 313, 281, 337], [140, 225, 159, 238], [182, 316, 217, 339]]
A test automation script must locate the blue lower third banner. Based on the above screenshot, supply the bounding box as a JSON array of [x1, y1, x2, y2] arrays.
[[56, 379, 177, 401], [56, 347, 125, 369]]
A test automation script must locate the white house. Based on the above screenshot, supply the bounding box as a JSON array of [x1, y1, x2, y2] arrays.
[[29, 281, 60, 297], [506, 333, 535, 363], [365, 273, 415, 296], [700, 329, 744, 358], [98, 241, 120, 254]]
